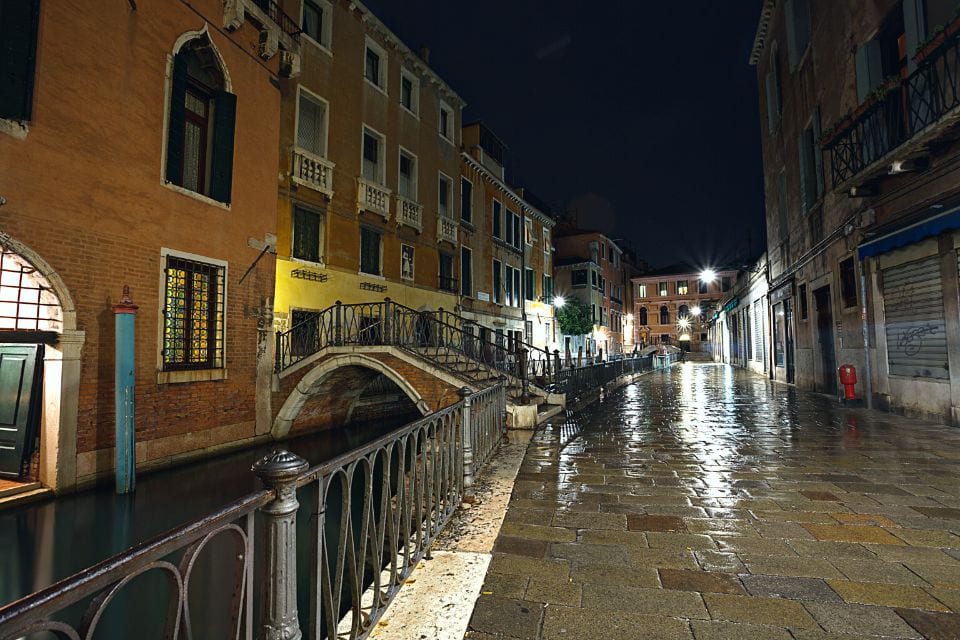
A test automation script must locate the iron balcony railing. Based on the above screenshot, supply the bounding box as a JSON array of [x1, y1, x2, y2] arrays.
[[438, 275, 458, 293], [0, 384, 506, 640], [824, 29, 960, 185], [250, 0, 302, 40]]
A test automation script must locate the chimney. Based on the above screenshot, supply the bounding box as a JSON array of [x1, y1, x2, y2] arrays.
[[420, 45, 431, 64]]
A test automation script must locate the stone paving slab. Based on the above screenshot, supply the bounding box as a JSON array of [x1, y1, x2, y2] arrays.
[[464, 365, 960, 639]]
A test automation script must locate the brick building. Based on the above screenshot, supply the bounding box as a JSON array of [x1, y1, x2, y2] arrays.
[[0, 0, 288, 491], [553, 230, 627, 358], [752, 0, 960, 424], [632, 265, 737, 351]]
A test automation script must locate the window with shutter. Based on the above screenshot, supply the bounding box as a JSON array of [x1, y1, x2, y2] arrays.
[[785, 0, 812, 70], [438, 173, 452, 218], [398, 149, 416, 200], [492, 200, 502, 238], [297, 91, 327, 157], [0, 0, 40, 121], [165, 36, 235, 203], [461, 177, 473, 223], [360, 227, 381, 275], [493, 259, 503, 304], [461, 247, 472, 296], [292, 206, 322, 263], [362, 128, 384, 183]]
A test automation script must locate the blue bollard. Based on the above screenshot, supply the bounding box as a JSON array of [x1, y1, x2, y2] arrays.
[[112, 286, 138, 494]]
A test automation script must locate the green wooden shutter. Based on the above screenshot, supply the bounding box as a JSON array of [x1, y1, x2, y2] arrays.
[[855, 40, 883, 103], [209, 90, 237, 203], [165, 53, 189, 184], [0, 0, 41, 120]]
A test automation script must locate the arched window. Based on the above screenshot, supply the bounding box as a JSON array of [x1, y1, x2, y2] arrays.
[[679, 304, 689, 318], [165, 35, 236, 203], [659, 305, 669, 325], [638, 307, 647, 325]]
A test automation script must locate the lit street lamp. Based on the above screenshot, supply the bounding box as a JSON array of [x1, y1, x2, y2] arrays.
[[700, 268, 717, 284], [690, 306, 701, 317], [553, 295, 566, 308]]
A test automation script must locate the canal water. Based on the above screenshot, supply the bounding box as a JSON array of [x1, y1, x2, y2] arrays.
[[0, 414, 416, 637]]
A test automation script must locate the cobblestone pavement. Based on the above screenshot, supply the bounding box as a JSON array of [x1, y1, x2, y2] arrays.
[[465, 363, 960, 640]]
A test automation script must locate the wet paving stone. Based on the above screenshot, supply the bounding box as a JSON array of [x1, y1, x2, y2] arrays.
[[468, 364, 960, 638]]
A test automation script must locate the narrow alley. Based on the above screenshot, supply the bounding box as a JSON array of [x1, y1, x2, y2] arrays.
[[467, 363, 960, 640]]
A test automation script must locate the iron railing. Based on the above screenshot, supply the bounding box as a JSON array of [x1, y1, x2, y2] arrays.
[[554, 354, 658, 400], [275, 300, 556, 391], [250, 0, 302, 40], [0, 384, 506, 640], [825, 29, 960, 185]]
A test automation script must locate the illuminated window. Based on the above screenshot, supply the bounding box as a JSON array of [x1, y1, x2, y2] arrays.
[[658, 282, 668, 296], [677, 280, 688, 295], [163, 254, 225, 371], [637, 284, 647, 298], [0, 245, 62, 332]]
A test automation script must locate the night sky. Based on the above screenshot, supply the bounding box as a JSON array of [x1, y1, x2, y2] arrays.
[[364, 1, 767, 269]]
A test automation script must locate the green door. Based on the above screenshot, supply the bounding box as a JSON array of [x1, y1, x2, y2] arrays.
[[0, 344, 41, 478]]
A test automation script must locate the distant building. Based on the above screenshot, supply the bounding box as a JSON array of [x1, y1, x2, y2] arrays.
[[632, 265, 738, 351], [710, 255, 771, 376], [751, 0, 960, 424], [459, 123, 556, 355], [553, 230, 627, 358]]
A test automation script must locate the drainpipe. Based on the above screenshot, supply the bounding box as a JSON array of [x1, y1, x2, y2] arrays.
[[859, 258, 874, 409], [112, 285, 138, 494]]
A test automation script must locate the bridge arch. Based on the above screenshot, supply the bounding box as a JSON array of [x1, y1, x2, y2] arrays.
[[272, 353, 430, 439]]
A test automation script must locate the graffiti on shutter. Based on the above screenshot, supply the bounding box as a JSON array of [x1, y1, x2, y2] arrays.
[[882, 256, 947, 379]]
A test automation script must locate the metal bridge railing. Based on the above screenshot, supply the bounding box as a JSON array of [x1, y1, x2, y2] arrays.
[[0, 384, 506, 640]]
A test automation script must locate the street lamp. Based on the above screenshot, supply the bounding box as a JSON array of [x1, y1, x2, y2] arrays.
[[690, 306, 701, 317], [553, 295, 566, 308], [677, 316, 691, 331], [700, 269, 717, 284]]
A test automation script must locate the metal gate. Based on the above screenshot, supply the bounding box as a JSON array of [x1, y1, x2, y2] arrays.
[[882, 256, 948, 379]]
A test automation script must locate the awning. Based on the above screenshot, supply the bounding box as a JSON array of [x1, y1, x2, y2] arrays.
[[722, 297, 740, 313], [859, 206, 960, 259]]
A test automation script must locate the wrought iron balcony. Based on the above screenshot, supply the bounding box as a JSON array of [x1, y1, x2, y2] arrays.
[[250, 0, 301, 40], [396, 195, 423, 232], [291, 147, 334, 197], [437, 215, 458, 245], [357, 177, 391, 221], [824, 30, 960, 188]]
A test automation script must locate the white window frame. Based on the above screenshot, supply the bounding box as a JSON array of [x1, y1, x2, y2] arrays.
[[361, 124, 386, 185], [399, 67, 419, 117], [460, 176, 473, 223], [524, 218, 534, 246], [438, 99, 454, 143], [398, 146, 418, 201], [638, 284, 647, 298], [300, 0, 333, 54], [438, 171, 453, 219], [364, 36, 388, 94], [400, 243, 415, 281], [492, 198, 503, 239], [157, 247, 228, 384], [493, 258, 503, 304], [295, 86, 329, 158], [542, 227, 551, 263], [461, 246, 473, 297]]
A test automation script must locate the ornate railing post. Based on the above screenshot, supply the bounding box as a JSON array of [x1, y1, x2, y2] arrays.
[[459, 386, 475, 495], [553, 349, 561, 384], [334, 300, 343, 346], [253, 450, 309, 640], [383, 297, 392, 345], [519, 348, 531, 405]]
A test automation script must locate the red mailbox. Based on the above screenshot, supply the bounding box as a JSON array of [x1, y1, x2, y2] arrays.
[[838, 364, 857, 401]]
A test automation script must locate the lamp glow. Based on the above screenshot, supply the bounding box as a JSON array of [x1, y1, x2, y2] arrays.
[[553, 295, 566, 308], [700, 269, 717, 283], [690, 306, 701, 316], [677, 317, 691, 331]]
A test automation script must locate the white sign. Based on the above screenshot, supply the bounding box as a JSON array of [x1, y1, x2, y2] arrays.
[[477, 291, 490, 302]]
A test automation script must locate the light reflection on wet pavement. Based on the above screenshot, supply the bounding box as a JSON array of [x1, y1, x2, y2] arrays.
[[468, 363, 960, 639]]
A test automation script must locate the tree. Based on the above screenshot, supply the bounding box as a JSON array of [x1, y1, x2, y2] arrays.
[[556, 297, 593, 337]]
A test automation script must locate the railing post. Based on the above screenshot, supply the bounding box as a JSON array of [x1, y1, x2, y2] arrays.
[[275, 331, 282, 373], [519, 348, 531, 405], [334, 300, 343, 346], [383, 297, 392, 345], [253, 450, 309, 640], [553, 349, 561, 384], [459, 386, 475, 495]]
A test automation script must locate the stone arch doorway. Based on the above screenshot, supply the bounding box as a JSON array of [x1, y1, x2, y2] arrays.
[[272, 354, 430, 439], [0, 234, 84, 492]]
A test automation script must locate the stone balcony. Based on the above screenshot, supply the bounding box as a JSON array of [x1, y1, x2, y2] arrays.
[[291, 147, 334, 198], [357, 178, 391, 222], [223, 0, 301, 77], [396, 196, 423, 232], [437, 215, 458, 246]]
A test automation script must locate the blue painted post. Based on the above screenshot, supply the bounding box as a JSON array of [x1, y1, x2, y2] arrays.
[[113, 285, 138, 494]]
